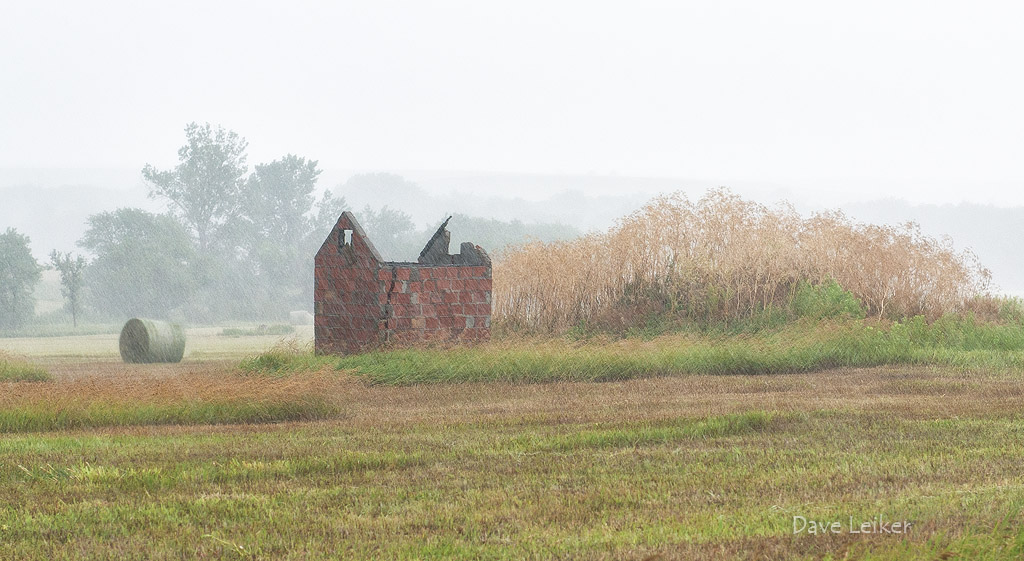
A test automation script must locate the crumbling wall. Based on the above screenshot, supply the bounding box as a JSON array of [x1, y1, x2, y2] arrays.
[[315, 212, 492, 355], [417, 216, 491, 266]]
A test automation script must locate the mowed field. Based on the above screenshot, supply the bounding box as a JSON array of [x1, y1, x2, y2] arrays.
[[2, 330, 1024, 560]]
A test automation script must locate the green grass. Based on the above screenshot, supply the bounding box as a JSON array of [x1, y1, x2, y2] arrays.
[[509, 411, 772, 452], [243, 316, 1024, 384], [0, 396, 338, 433], [240, 346, 336, 374], [2, 400, 1024, 560], [0, 357, 51, 382]]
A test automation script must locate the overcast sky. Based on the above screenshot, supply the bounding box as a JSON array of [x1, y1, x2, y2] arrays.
[[2, 1, 1023, 204]]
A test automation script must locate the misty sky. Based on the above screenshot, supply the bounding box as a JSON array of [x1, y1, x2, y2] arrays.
[[2, 1, 1023, 205]]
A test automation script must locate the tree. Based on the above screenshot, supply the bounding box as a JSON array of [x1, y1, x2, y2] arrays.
[[142, 122, 249, 252], [234, 155, 324, 315], [79, 209, 196, 319], [243, 155, 322, 242], [359, 205, 418, 260], [49, 251, 87, 327], [0, 228, 42, 330]]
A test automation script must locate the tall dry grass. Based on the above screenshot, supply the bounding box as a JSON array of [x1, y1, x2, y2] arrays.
[[494, 189, 991, 332]]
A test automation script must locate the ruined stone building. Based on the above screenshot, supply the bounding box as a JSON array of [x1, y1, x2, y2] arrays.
[[314, 212, 492, 354]]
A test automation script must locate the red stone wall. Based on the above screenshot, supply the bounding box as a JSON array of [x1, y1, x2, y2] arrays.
[[379, 264, 492, 345], [314, 212, 492, 355]]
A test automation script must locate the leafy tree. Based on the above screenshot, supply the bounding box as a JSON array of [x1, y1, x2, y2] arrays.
[[142, 122, 249, 252], [359, 205, 418, 260], [49, 251, 87, 327], [235, 155, 324, 315], [79, 209, 196, 319], [243, 155, 322, 246], [0, 228, 42, 330]]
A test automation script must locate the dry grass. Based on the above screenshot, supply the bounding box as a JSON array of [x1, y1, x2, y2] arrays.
[[0, 370, 345, 407], [0, 365, 346, 432], [494, 189, 991, 332]]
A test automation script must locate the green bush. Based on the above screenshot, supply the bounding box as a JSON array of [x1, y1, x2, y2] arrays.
[[999, 297, 1024, 324], [791, 279, 866, 320]]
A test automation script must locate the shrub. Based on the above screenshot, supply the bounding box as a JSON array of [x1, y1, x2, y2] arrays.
[[999, 298, 1024, 324], [790, 279, 865, 320]]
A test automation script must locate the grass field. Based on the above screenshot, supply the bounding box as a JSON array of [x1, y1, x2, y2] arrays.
[[3, 328, 1024, 559]]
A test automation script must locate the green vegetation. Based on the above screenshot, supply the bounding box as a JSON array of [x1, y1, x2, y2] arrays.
[[2, 370, 1024, 560], [240, 345, 334, 374], [243, 315, 1024, 384], [48, 250, 87, 328], [509, 411, 772, 452], [791, 278, 867, 320], [0, 395, 335, 433], [0, 227, 42, 330], [0, 356, 50, 382], [79, 208, 198, 320]]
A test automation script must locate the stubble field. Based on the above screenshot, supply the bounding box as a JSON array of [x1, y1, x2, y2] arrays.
[[2, 328, 1023, 560]]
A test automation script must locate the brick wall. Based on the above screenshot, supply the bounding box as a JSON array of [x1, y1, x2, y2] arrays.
[[314, 212, 492, 355], [314, 213, 387, 354], [380, 264, 492, 345]]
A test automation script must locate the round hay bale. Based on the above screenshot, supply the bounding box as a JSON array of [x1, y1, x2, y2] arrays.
[[119, 318, 186, 363]]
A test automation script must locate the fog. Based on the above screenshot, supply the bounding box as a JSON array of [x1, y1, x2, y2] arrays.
[[2, 1, 1024, 324]]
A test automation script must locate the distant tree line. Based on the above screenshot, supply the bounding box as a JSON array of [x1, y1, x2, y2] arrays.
[[0, 123, 578, 328], [82, 122, 346, 321]]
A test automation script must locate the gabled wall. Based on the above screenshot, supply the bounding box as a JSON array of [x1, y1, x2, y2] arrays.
[[314, 212, 387, 354], [314, 212, 492, 355]]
